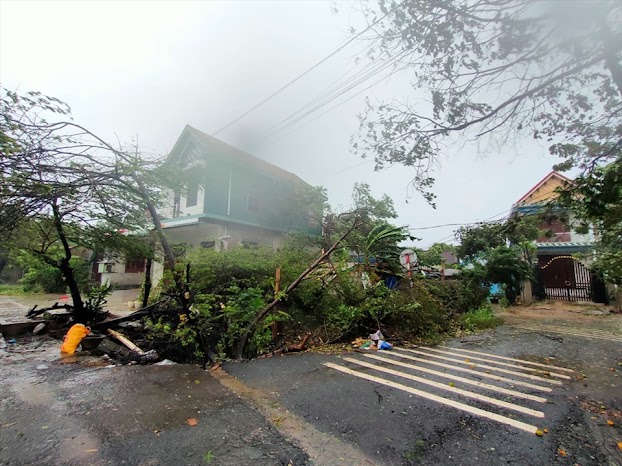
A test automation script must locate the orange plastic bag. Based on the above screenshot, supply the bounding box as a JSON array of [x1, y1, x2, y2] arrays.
[[60, 324, 91, 354]]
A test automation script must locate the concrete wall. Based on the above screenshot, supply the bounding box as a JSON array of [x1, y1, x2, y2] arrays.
[[100, 259, 145, 288], [163, 221, 284, 252], [150, 220, 286, 284], [520, 280, 533, 305]]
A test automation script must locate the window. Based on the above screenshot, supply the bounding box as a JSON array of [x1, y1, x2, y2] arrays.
[[247, 192, 259, 213], [125, 258, 146, 273], [186, 181, 198, 207]]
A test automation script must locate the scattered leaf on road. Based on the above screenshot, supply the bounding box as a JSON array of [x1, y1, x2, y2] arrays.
[[187, 418, 198, 427], [448, 382, 455, 387], [543, 428, 548, 434], [557, 448, 567, 457], [536, 429, 544, 436], [607, 420, 615, 426]]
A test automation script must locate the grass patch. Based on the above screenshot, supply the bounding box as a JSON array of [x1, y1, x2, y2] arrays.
[[461, 304, 503, 331], [0, 284, 34, 296], [202, 451, 214, 464]]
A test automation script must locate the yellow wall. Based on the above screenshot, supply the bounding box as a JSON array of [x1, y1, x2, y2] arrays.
[[521, 174, 569, 205]]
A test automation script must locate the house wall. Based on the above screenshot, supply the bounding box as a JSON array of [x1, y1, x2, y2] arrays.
[[224, 223, 284, 251], [163, 221, 285, 252], [178, 185, 205, 217], [150, 220, 286, 284], [100, 259, 145, 288]]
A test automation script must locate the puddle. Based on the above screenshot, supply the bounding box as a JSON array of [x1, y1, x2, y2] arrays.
[[58, 431, 102, 464]]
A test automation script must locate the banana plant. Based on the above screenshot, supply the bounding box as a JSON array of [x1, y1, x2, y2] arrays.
[[362, 223, 411, 272]]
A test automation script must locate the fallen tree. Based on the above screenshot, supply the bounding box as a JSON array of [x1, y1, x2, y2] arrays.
[[234, 219, 360, 359]]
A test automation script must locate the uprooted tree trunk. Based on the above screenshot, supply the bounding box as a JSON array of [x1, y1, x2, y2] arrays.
[[50, 200, 86, 322], [234, 219, 360, 360], [142, 256, 153, 309]]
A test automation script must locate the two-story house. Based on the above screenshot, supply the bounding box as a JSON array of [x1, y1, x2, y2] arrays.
[[98, 125, 323, 288], [160, 124, 322, 249], [510, 171, 607, 303]]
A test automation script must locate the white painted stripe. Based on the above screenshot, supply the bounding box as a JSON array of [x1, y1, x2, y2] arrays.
[[382, 349, 553, 392], [342, 357, 545, 418], [439, 346, 574, 372], [396, 348, 563, 385], [361, 354, 547, 403], [324, 363, 540, 434], [516, 326, 622, 340], [511, 325, 620, 338], [511, 326, 622, 343], [419, 347, 571, 380]]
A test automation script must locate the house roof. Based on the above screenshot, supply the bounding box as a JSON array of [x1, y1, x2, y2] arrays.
[[177, 125, 307, 185], [513, 171, 573, 206]]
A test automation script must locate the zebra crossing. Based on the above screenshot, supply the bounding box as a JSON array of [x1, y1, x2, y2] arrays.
[[508, 323, 622, 343], [324, 345, 574, 434]]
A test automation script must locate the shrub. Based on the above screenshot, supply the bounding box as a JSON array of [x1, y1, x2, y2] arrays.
[[384, 282, 449, 341], [461, 304, 503, 331], [145, 241, 317, 362], [418, 279, 488, 316], [0, 284, 31, 295], [16, 251, 91, 293]]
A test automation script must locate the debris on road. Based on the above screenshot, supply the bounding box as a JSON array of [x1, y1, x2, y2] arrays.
[[106, 328, 144, 355], [60, 323, 91, 354], [155, 359, 176, 366]]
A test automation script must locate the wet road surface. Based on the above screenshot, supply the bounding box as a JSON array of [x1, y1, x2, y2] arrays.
[[2, 294, 621, 465]]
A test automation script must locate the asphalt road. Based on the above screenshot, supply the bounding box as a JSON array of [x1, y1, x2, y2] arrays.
[[224, 325, 622, 466], [1, 293, 621, 466], [0, 349, 307, 466]]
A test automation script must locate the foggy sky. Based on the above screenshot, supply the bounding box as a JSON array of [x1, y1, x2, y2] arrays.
[[0, 0, 568, 248]]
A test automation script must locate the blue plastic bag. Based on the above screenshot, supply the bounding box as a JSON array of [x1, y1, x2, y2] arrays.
[[378, 340, 393, 350]]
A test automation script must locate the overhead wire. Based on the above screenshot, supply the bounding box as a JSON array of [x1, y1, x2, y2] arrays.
[[210, 13, 388, 137], [262, 47, 410, 141], [417, 190, 558, 249]]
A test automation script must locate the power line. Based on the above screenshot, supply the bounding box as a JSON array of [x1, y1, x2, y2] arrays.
[[261, 47, 407, 140], [417, 191, 557, 249], [211, 14, 387, 137]]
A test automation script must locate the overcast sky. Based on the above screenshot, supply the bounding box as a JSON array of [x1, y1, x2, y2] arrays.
[[0, 0, 569, 248]]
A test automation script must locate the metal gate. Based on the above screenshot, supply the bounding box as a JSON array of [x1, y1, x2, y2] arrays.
[[537, 256, 593, 302]]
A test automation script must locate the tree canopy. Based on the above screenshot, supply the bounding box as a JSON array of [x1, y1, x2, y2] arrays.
[[353, 0, 621, 195], [1, 89, 182, 319], [558, 157, 622, 284]]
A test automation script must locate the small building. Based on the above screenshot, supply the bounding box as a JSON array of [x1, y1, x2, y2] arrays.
[[97, 257, 147, 289], [510, 171, 607, 303]]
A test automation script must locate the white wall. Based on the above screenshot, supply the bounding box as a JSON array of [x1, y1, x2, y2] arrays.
[[178, 185, 204, 217], [99, 259, 145, 288]]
